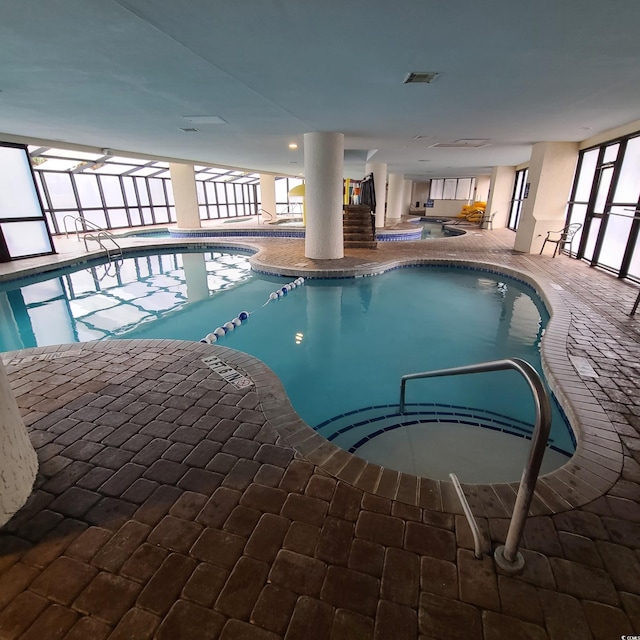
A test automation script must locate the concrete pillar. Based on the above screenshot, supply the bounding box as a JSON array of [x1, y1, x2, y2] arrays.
[[0, 359, 38, 527], [304, 132, 344, 259], [169, 163, 201, 229], [402, 179, 413, 216], [259, 174, 276, 223], [365, 162, 387, 228], [386, 173, 405, 222], [486, 166, 516, 230], [514, 142, 579, 254]]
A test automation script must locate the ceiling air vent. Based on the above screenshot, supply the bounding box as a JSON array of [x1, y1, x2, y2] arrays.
[[179, 127, 200, 133], [403, 72, 439, 84], [430, 139, 490, 148]]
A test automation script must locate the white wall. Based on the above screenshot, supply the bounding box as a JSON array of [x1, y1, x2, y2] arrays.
[[486, 166, 516, 229], [409, 200, 468, 218], [411, 181, 430, 207], [474, 175, 491, 202]]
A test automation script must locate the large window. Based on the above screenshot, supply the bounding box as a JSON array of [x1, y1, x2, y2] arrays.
[[27, 146, 262, 234], [429, 178, 476, 201], [274, 177, 304, 215], [566, 132, 640, 280], [0, 143, 55, 261], [508, 169, 528, 231]]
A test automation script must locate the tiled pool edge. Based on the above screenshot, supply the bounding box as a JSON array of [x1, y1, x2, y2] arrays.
[[243, 257, 624, 516]]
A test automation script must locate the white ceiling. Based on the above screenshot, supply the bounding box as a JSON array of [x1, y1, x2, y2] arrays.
[[2, 0, 640, 180]]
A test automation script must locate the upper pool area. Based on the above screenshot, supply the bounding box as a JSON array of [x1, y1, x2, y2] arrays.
[[0, 247, 575, 483], [120, 217, 464, 242]]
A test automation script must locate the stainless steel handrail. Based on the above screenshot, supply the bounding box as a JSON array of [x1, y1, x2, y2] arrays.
[[449, 472, 489, 559], [63, 214, 105, 241], [83, 230, 123, 264], [399, 357, 552, 574], [257, 208, 275, 223]]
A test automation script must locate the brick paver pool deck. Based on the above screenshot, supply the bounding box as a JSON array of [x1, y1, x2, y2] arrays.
[[0, 225, 639, 639]]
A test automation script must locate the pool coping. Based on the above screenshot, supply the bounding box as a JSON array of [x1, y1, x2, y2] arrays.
[[0, 238, 623, 518], [245, 255, 622, 516]]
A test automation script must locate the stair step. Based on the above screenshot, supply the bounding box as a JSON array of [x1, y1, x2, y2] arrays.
[[344, 241, 378, 249]]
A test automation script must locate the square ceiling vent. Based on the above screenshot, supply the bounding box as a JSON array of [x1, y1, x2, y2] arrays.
[[403, 72, 439, 84]]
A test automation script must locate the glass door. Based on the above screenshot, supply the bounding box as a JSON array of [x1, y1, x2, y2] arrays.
[[508, 169, 528, 231]]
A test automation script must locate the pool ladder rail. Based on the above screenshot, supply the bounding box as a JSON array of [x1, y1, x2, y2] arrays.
[[63, 215, 124, 268], [399, 357, 552, 575]]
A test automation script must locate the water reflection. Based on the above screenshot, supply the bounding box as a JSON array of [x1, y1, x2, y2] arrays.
[[0, 251, 252, 350]]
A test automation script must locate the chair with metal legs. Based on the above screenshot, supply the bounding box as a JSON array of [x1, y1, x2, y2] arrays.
[[539, 223, 582, 257], [481, 211, 497, 230]]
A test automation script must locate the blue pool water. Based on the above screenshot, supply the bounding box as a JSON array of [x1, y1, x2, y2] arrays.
[[0, 249, 575, 481]]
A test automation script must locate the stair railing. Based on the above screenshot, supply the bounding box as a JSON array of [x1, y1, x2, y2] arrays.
[[399, 357, 552, 574]]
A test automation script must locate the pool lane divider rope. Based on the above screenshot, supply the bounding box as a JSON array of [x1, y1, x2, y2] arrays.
[[200, 277, 305, 344]]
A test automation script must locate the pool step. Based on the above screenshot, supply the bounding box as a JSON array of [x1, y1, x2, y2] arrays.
[[314, 402, 566, 455]]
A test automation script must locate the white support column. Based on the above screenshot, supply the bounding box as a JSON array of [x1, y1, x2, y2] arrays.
[[304, 132, 344, 259], [365, 162, 387, 228], [402, 179, 413, 216], [0, 360, 37, 527], [486, 166, 516, 230], [386, 173, 405, 222], [259, 174, 276, 223], [169, 163, 201, 229], [514, 142, 579, 254]]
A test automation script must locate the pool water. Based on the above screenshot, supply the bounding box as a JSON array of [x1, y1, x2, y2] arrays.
[[0, 249, 575, 481], [414, 219, 459, 239]]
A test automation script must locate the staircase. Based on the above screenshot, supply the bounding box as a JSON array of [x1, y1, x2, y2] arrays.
[[343, 205, 377, 249]]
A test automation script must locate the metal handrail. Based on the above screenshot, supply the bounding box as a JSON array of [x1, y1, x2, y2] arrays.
[[63, 214, 105, 241], [257, 208, 275, 223], [449, 472, 489, 559], [399, 357, 552, 574], [83, 230, 123, 264]]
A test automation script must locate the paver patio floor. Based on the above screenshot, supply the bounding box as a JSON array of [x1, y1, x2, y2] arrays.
[[1, 225, 639, 639]]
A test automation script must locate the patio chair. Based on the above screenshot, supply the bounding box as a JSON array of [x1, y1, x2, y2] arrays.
[[481, 211, 497, 230], [539, 223, 582, 257]]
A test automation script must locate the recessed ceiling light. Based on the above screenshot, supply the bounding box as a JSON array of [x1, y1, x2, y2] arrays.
[[182, 115, 227, 125], [403, 72, 439, 84], [579, 126, 593, 131], [288, 143, 298, 149]]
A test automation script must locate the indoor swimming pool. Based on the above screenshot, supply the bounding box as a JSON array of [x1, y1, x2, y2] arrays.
[[0, 248, 575, 482]]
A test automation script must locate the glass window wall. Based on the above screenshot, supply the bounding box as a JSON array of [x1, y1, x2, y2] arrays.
[[0, 143, 54, 261], [566, 132, 640, 280], [428, 177, 476, 201], [24, 145, 263, 234]]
